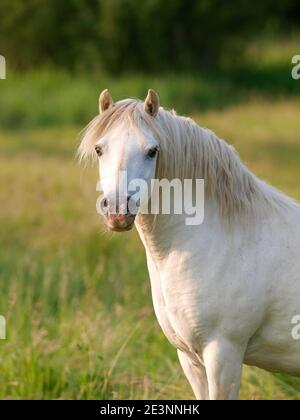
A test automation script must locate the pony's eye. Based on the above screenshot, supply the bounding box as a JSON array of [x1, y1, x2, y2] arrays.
[[147, 147, 158, 159], [95, 145, 103, 157]]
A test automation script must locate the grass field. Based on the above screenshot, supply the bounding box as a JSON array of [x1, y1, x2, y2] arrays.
[[0, 35, 300, 398], [0, 34, 299, 130], [1, 93, 300, 399]]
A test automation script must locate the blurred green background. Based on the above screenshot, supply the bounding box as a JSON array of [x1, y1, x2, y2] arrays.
[[0, 0, 300, 399]]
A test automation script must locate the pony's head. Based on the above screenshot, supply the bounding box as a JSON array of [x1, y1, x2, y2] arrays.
[[79, 88, 293, 231], [79, 89, 161, 232]]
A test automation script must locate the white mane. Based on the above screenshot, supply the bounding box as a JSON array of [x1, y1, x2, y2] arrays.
[[78, 99, 299, 221]]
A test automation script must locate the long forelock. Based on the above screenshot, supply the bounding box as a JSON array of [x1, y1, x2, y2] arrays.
[[78, 99, 140, 162]]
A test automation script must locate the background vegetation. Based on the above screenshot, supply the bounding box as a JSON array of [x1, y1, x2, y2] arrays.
[[0, 0, 299, 72], [0, 1, 300, 399]]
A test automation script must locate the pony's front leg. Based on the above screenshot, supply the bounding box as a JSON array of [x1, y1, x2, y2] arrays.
[[203, 338, 245, 400], [177, 350, 209, 400]]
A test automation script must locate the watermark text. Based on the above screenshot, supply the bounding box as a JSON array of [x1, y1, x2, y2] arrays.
[[291, 55, 300, 80], [0, 315, 6, 340], [0, 55, 6, 79], [291, 315, 300, 340]]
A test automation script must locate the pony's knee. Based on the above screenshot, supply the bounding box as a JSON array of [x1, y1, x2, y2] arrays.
[[177, 350, 209, 400], [203, 338, 245, 400]]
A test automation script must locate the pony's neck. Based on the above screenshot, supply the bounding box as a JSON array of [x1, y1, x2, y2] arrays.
[[135, 199, 222, 262]]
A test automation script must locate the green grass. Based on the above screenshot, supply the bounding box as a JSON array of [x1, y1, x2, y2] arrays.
[[0, 96, 300, 399], [1, 36, 299, 131]]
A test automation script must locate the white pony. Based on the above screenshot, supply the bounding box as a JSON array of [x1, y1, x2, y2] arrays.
[[79, 89, 300, 399]]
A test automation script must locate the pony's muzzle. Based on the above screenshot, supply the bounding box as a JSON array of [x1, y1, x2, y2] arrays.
[[101, 196, 136, 232], [106, 213, 136, 232]]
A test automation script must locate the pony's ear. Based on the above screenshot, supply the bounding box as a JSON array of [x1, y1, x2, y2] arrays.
[[144, 89, 160, 117], [99, 89, 113, 114]]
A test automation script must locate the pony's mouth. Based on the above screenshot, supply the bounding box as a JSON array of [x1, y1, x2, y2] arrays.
[[104, 213, 136, 232]]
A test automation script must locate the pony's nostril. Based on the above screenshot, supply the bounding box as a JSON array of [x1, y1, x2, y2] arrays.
[[99, 197, 109, 215], [127, 195, 139, 214], [126, 196, 131, 213]]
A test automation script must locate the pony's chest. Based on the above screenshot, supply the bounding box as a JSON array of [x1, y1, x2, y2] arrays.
[[148, 263, 209, 353], [147, 248, 261, 354], [154, 289, 210, 354], [152, 302, 192, 352]]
